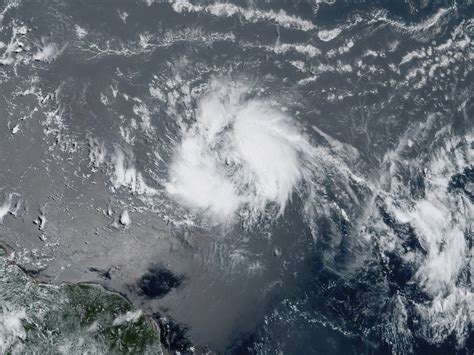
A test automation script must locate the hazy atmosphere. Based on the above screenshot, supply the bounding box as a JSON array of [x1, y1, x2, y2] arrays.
[[0, 0, 472, 354]]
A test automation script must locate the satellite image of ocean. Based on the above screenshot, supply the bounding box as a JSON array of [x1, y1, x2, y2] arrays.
[[0, 0, 472, 354]]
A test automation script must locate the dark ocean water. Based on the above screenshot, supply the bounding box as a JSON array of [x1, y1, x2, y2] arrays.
[[0, 0, 473, 354]]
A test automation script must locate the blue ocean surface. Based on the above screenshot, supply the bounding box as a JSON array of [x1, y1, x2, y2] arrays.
[[0, 0, 472, 354]]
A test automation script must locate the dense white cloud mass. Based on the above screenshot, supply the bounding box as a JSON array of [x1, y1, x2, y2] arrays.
[[166, 80, 312, 222]]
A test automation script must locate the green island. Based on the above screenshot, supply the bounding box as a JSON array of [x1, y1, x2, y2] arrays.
[[0, 248, 162, 354]]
